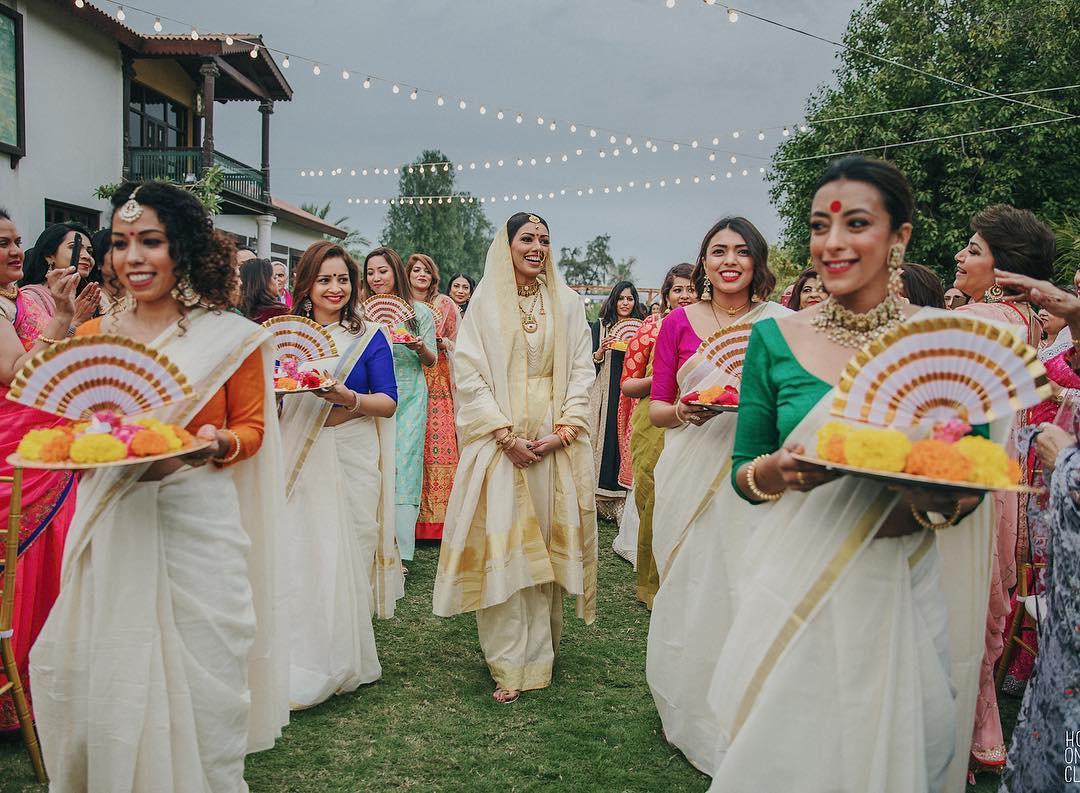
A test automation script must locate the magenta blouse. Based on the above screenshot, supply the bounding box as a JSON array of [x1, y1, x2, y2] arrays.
[[649, 306, 704, 404]]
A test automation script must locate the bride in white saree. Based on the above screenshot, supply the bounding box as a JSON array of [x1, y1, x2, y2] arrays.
[[709, 158, 996, 793], [31, 182, 289, 792]]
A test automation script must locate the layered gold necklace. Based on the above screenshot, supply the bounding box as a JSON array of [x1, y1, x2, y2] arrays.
[[518, 281, 545, 334], [811, 295, 904, 348], [0, 283, 18, 300]]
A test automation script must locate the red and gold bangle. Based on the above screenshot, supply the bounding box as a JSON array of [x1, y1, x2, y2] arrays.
[[555, 424, 579, 447], [213, 429, 243, 465]]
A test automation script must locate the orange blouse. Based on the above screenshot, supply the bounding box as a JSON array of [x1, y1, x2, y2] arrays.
[[76, 318, 265, 466]]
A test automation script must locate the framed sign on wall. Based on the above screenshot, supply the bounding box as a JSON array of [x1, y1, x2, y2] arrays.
[[0, 4, 25, 163]]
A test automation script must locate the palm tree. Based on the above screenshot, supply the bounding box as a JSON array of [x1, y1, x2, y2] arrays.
[[300, 201, 372, 260]]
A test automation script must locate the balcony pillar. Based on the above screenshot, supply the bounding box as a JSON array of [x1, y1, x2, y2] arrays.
[[198, 61, 219, 171], [255, 213, 276, 258], [259, 99, 273, 203], [121, 53, 135, 180]]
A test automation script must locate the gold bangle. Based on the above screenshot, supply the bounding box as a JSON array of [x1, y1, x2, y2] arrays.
[[495, 429, 516, 451], [348, 390, 363, 413], [37, 336, 64, 345], [746, 453, 784, 502], [909, 502, 962, 531], [214, 429, 242, 465]]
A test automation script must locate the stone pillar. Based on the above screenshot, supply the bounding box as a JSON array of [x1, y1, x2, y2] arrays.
[[259, 99, 274, 203], [198, 61, 219, 170], [255, 214, 276, 258], [121, 54, 135, 180]]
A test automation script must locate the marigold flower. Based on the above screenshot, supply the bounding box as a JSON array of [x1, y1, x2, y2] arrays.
[[132, 418, 183, 451], [904, 439, 974, 482], [39, 432, 74, 463], [815, 422, 853, 463], [69, 433, 127, 464], [129, 429, 170, 457], [953, 435, 1012, 487], [16, 429, 64, 461], [844, 428, 911, 472]]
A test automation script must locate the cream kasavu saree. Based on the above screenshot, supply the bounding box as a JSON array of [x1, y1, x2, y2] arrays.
[[705, 383, 1000, 792], [646, 299, 789, 774], [433, 227, 598, 626], [30, 309, 290, 793], [279, 322, 402, 709]]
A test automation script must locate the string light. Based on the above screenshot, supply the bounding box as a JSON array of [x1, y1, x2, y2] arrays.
[[459, 99, 467, 109], [74, 0, 85, 7], [392, 84, 400, 94], [251, 46, 260, 58], [116, 6, 126, 21], [313, 63, 321, 76], [225, 35, 234, 45], [282, 55, 290, 68], [727, 7, 739, 22], [153, 17, 162, 31], [410, 88, 418, 100], [190, 27, 198, 39], [341, 69, 349, 79]]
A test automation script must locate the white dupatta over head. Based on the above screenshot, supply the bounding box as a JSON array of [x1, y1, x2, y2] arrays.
[[433, 226, 598, 622]]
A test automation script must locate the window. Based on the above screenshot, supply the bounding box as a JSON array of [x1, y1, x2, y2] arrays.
[[129, 83, 188, 150], [44, 199, 100, 231], [0, 5, 25, 162]]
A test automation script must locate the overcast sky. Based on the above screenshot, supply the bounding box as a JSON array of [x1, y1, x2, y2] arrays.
[[122, 0, 864, 285]]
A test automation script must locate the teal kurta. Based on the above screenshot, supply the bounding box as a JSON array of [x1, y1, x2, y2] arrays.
[[393, 302, 437, 560]]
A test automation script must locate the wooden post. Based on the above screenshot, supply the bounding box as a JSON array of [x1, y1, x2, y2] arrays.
[[121, 53, 134, 180], [199, 61, 219, 171], [259, 99, 274, 203]]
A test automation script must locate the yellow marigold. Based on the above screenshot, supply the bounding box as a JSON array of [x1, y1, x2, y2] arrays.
[[69, 433, 128, 464], [174, 426, 195, 448], [129, 429, 169, 457], [16, 429, 66, 461], [132, 418, 183, 451], [953, 435, 1012, 487], [844, 427, 911, 472], [815, 422, 853, 463], [904, 439, 974, 482], [39, 432, 74, 463]]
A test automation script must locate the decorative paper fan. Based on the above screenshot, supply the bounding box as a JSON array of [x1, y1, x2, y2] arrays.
[[833, 315, 1051, 427], [610, 318, 643, 342], [363, 294, 416, 329], [700, 322, 754, 379], [7, 335, 193, 420], [263, 315, 338, 362]]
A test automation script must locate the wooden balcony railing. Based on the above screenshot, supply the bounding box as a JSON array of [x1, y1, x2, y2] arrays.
[[129, 148, 266, 205]]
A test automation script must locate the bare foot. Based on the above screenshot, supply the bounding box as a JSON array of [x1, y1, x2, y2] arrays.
[[493, 687, 520, 703]]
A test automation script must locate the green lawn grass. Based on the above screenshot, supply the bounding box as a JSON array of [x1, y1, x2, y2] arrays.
[[0, 521, 1017, 791]]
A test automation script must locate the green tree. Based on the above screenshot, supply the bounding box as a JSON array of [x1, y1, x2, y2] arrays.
[[1052, 215, 1080, 285], [379, 150, 493, 285], [301, 201, 372, 262], [769, 0, 1080, 284], [768, 245, 805, 300], [558, 234, 636, 285]]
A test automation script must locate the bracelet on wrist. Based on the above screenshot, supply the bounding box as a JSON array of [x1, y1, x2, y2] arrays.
[[213, 429, 242, 465], [37, 335, 64, 345], [746, 453, 784, 502], [908, 501, 962, 531]]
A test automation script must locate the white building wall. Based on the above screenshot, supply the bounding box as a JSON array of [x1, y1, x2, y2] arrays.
[[214, 213, 331, 257], [0, 1, 122, 239]]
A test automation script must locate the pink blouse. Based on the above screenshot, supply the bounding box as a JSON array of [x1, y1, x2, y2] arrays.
[[649, 306, 703, 404]]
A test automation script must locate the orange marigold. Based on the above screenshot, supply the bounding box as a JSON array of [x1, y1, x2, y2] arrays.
[[815, 421, 852, 464], [39, 432, 74, 463], [129, 429, 170, 457], [904, 439, 974, 482], [174, 426, 195, 447]]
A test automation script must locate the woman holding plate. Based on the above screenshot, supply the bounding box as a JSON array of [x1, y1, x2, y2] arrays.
[[645, 219, 786, 770], [363, 247, 436, 568], [708, 157, 999, 791], [407, 253, 460, 541], [281, 241, 402, 709], [0, 209, 80, 734], [618, 262, 695, 594], [433, 212, 597, 704], [952, 205, 1056, 776], [589, 281, 645, 523], [31, 182, 288, 791]]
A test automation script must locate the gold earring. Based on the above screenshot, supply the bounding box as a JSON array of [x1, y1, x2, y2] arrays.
[[170, 275, 201, 307], [702, 278, 713, 299], [887, 244, 904, 297]]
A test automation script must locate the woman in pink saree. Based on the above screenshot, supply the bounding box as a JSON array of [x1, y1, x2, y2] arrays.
[[952, 204, 1057, 778], [0, 210, 80, 731]]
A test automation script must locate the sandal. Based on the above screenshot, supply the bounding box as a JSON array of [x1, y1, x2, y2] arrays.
[[493, 688, 520, 704]]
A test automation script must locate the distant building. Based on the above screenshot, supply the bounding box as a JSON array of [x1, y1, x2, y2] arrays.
[[0, 0, 344, 268]]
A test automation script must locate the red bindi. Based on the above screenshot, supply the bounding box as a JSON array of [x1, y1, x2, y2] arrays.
[[829, 200, 842, 213]]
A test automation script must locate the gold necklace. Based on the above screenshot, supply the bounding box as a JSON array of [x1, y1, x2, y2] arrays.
[[519, 288, 545, 334], [714, 298, 750, 317], [517, 281, 541, 297], [0, 283, 17, 300], [811, 295, 904, 349]]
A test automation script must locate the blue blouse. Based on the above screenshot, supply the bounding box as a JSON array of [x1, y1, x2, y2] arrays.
[[341, 331, 398, 401]]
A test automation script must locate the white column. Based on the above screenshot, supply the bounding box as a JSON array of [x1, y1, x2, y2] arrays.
[[255, 214, 276, 258]]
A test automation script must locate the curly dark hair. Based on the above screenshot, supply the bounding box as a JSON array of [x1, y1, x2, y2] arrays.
[[692, 216, 776, 302], [109, 182, 237, 313], [293, 241, 365, 334]]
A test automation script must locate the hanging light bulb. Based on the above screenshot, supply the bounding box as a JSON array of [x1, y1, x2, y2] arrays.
[[282, 55, 290, 68], [363, 77, 371, 89], [458, 99, 467, 109], [599, 150, 606, 159], [708, 153, 716, 161], [410, 88, 418, 100], [537, 116, 544, 125], [436, 95, 444, 106], [515, 113, 523, 124], [665, 0, 676, 7], [575, 148, 583, 156], [516, 158, 524, 167], [730, 155, 737, 163], [313, 64, 321, 76], [116, 5, 126, 21], [391, 84, 400, 93], [74, 0, 85, 7], [225, 35, 234, 45], [672, 143, 680, 151], [693, 176, 700, 184], [544, 155, 552, 163], [609, 135, 617, 144], [300, 170, 307, 176], [757, 130, 765, 140], [782, 127, 790, 137], [631, 146, 639, 154], [496, 110, 504, 120], [570, 124, 577, 133], [727, 7, 739, 22], [350, 169, 356, 176], [625, 136, 633, 146], [732, 131, 740, 139], [479, 105, 486, 114], [549, 121, 556, 131], [190, 28, 198, 40], [443, 164, 449, 171], [741, 169, 748, 176], [589, 129, 597, 138], [251, 47, 260, 59], [561, 154, 568, 162], [799, 124, 808, 132], [691, 140, 699, 148], [153, 17, 162, 31]]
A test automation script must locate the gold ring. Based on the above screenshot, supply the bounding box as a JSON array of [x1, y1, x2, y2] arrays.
[[796, 471, 806, 486]]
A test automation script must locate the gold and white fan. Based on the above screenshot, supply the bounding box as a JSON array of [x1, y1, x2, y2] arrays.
[[700, 322, 754, 379], [7, 335, 194, 419], [263, 315, 338, 362], [833, 315, 1051, 427], [363, 294, 417, 329], [609, 318, 643, 343]]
